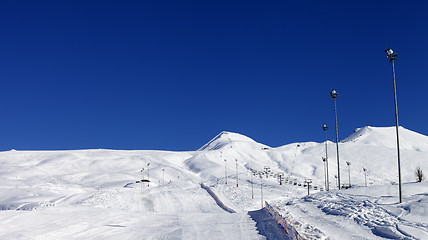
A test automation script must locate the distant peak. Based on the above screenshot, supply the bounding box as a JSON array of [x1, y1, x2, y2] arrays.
[[198, 131, 259, 151], [343, 126, 428, 150]]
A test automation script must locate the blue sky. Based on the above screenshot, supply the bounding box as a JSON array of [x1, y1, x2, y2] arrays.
[[1, 1, 427, 150]]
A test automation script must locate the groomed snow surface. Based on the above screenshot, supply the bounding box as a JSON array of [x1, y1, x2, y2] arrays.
[[0, 126, 427, 239]]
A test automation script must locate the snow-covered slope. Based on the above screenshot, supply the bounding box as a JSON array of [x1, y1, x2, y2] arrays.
[[0, 126, 427, 239], [198, 131, 269, 151], [343, 126, 428, 151]]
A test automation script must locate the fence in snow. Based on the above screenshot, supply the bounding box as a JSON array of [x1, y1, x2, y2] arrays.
[[200, 183, 236, 213], [265, 201, 304, 240]]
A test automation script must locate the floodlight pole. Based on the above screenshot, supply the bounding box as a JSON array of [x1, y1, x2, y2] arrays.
[[363, 168, 367, 187], [224, 159, 228, 184], [322, 157, 327, 191], [386, 48, 402, 203], [251, 170, 254, 199], [147, 163, 150, 187], [260, 173, 264, 208], [346, 161, 351, 188], [330, 90, 341, 189], [334, 175, 338, 189], [322, 124, 329, 191], [162, 168, 165, 185], [235, 159, 238, 187]]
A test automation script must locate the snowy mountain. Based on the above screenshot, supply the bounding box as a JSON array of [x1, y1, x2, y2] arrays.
[[198, 131, 269, 151], [343, 126, 428, 151], [0, 126, 427, 239]]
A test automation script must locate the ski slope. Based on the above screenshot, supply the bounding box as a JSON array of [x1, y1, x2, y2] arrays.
[[0, 126, 427, 239]]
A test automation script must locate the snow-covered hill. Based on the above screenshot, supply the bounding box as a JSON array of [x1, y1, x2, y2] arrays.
[[0, 126, 427, 239], [343, 126, 428, 151]]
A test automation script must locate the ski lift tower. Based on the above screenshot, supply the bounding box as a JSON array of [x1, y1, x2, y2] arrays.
[[304, 179, 312, 195]]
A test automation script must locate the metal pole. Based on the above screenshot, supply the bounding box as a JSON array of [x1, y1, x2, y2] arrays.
[[236, 159, 238, 187], [147, 163, 150, 187], [333, 97, 341, 189], [324, 128, 329, 191], [305, 179, 312, 195], [365, 172, 367, 187], [391, 58, 403, 203], [346, 161, 351, 188], [348, 165, 351, 187], [335, 175, 338, 189], [322, 158, 327, 191], [260, 174, 263, 208], [224, 159, 227, 184], [363, 168, 367, 187], [251, 171, 254, 199], [307, 183, 310, 195]]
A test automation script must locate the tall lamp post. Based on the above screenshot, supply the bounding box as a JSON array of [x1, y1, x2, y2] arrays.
[[322, 124, 329, 191], [259, 172, 264, 208], [251, 170, 255, 199], [235, 159, 239, 187], [147, 163, 150, 187], [224, 159, 228, 184], [385, 48, 402, 203], [162, 168, 165, 185], [322, 157, 327, 191], [346, 161, 351, 188], [334, 175, 338, 189], [330, 89, 341, 189], [363, 168, 367, 187]]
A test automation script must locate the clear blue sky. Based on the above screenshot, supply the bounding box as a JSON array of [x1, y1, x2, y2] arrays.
[[1, 1, 427, 150]]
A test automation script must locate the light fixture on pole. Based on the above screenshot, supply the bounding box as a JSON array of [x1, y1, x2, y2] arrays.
[[147, 163, 150, 187], [162, 168, 165, 185], [322, 124, 329, 191], [235, 159, 238, 187], [346, 161, 351, 188], [334, 175, 338, 189], [363, 168, 367, 187], [330, 89, 341, 189], [385, 48, 402, 203], [322, 157, 327, 191], [251, 170, 255, 199], [224, 159, 228, 184], [259, 172, 264, 208]]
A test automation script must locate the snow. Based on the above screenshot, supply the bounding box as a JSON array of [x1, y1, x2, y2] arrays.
[[0, 126, 427, 239]]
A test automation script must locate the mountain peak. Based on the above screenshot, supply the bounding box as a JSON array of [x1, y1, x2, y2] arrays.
[[198, 131, 261, 151], [343, 126, 428, 150]]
